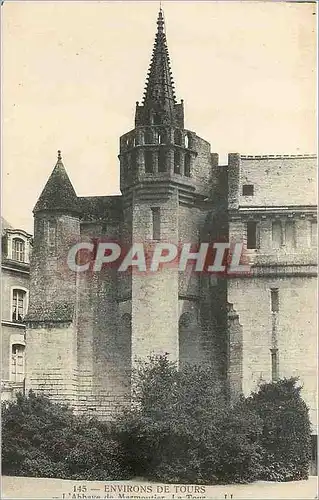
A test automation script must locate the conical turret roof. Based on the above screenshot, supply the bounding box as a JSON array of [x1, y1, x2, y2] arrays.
[[33, 151, 80, 214]]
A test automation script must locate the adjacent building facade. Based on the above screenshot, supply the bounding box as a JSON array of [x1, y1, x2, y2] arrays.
[[1, 217, 32, 401], [24, 7, 317, 455]]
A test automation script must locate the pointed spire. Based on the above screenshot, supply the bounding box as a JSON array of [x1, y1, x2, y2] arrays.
[[142, 9, 177, 118], [33, 151, 80, 214], [135, 8, 184, 128]]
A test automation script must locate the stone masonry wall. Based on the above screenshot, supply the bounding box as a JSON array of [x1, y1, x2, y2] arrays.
[[228, 275, 318, 432]]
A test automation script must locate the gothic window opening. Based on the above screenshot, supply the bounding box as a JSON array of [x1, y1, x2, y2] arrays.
[[184, 134, 189, 148], [184, 153, 191, 177], [151, 207, 161, 240], [145, 150, 153, 173], [272, 220, 282, 249], [158, 148, 167, 173], [11, 344, 25, 382], [12, 238, 25, 262], [247, 221, 259, 249], [174, 150, 181, 174], [12, 289, 27, 322], [158, 129, 167, 144]]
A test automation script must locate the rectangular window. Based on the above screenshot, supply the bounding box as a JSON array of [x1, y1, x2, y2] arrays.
[[184, 153, 191, 177], [247, 221, 258, 249], [285, 220, 295, 248], [144, 150, 153, 173], [242, 184, 254, 196], [271, 348, 279, 381], [151, 207, 160, 241], [158, 148, 166, 173], [12, 289, 26, 322], [122, 154, 129, 176], [174, 150, 181, 174], [48, 221, 57, 252], [272, 220, 282, 249], [12, 238, 25, 262], [11, 344, 25, 382], [270, 288, 279, 313]]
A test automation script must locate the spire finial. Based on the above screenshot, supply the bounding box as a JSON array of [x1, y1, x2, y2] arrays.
[[57, 150, 62, 161], [157, 6, 164, 33]]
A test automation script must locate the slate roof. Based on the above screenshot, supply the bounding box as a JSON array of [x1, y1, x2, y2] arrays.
[[33, 152, 80, 214], [78, 195, 122, 222]]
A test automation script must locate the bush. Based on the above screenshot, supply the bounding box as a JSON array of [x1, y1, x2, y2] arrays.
[[247, 377, 311, 481], [2, 391, 130, 480], [113, 355, 263, 484], [2, 371, 311, 483]]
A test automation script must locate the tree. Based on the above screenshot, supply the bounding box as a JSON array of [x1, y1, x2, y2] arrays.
[[113, 355, 263, 484], [2, 391, 130, 480], [247, 377, 311, 481]]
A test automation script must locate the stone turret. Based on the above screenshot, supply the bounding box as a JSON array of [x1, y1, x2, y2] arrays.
[[25, 151, 80, 407]]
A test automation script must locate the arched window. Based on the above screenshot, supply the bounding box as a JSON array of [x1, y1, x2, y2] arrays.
[[12, 238, 25, 262], [11, 344, 25, 382], [12, 289, 27, 322], [158, 129, 167, 144], [185, 133, 192, 149], [174, 129, 183, 146]]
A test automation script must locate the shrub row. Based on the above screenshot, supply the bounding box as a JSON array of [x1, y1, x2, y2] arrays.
[[2, 356, 311, 483]]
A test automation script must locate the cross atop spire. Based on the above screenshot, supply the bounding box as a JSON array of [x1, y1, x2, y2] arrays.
[[157, 7, 164, 33], [135, 8, 184, 127]]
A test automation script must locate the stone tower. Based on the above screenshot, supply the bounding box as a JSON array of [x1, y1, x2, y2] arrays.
[[25, 152, 81, 406], [118, 9, 218, 367]]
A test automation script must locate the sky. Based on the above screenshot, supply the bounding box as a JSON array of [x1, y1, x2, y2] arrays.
[[2, 0, 316, 233]]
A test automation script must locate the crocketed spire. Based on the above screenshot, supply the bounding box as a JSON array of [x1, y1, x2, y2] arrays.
[[143, 9, 176, 107], [135, 8, 184, 127]]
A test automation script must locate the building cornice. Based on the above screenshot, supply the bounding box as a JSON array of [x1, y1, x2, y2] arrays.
[[240, 154, 317, 160]]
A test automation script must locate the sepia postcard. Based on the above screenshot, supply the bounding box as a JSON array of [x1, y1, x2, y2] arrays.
[[1, 1, 317, 499]]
